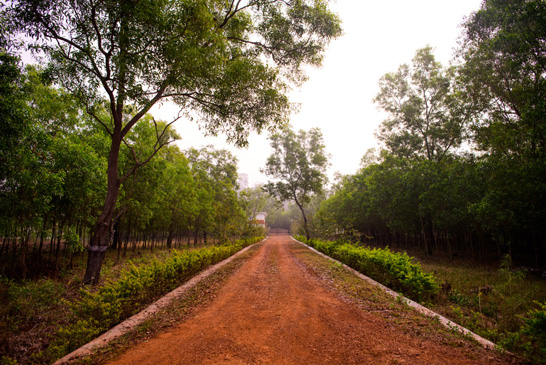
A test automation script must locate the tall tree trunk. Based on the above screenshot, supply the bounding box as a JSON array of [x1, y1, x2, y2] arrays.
[[294, 196, 310, 241], [0, 235, 7, 257], [49, 221, 56, 259], [111, 220, 120, 250], [37, 216, 46, 262], [420, 216, 433, 256], [194, 229, 199, 247], [54, 223, 64, 277], [21, 226, 30, 280], [83, 126, 123, 285], [166, 225, 174, 250]]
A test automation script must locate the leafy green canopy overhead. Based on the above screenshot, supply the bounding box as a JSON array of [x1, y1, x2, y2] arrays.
[[12, 0, 342, 146]]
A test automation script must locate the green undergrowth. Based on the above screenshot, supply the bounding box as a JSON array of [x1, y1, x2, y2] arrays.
[[295, 236, 439, 302], [416, 255, 546, 363], [3, 236, 262, 364]]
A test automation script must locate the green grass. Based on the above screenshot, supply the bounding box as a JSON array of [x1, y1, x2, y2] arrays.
[[416, 256, 546, 362]]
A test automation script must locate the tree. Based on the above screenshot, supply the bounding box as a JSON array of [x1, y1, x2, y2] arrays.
[[458, 0, 546, 264], [186, 146, 242, 243], [11, 0, 341, 284], [0, 62, 109, 278], [0, 51, 27, 185], [459, 0, 546, 158], [239, 185, 268, 234], [263, 127, 328, 240], [374, 47, 468, 162]]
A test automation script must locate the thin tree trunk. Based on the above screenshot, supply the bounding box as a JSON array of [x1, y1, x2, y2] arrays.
[[467, 227, 475, 262], [166, 226, 174, 250], [194, 222, 200, 247], [21, 227, 30, 280], [37, 217, 46, 262], [49, 221, 57, 259], [0, 235, 7, 257], [294, 196, 310, 241], [54, 223, 64, 277]]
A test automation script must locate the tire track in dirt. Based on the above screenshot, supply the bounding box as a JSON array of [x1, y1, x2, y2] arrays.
[[108, 235, 510, 364]]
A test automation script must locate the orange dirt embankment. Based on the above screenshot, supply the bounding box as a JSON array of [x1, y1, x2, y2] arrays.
[[109, 235, 511, 364]]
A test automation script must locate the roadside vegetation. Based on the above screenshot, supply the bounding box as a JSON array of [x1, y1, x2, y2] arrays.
[[288, 240, 518, 363], [293, 236, 546, 363], [417, 253, 546, 363], [1, 236, 263, 364], [296, 236, 438, 302]]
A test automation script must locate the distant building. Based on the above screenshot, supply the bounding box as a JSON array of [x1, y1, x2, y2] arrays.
[[254, 212, 267, 227]]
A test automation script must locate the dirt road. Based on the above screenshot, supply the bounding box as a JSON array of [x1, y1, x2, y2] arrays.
[[109, 235, 511, 364]]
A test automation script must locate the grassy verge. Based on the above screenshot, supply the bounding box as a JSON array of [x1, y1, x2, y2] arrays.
[[416, 254, 546, 363], [297, 236, 546, 363], [0, 237, 263, 364], [287, 240, 515, 363]]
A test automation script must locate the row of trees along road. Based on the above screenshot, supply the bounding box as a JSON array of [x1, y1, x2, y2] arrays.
[[315, 0, 546, 267], [0, 59, 258, 280], [2, 0, 342, 283]]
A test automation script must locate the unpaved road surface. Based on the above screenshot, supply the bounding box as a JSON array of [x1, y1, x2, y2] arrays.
[[109, 235, 511, 364]]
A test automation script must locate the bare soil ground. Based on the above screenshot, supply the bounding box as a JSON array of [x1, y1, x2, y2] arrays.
[[108, 235, 515, 364]]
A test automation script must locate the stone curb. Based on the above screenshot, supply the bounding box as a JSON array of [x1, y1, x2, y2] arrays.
[[54, 238, 266, 364], [290, 237, 499, 351]]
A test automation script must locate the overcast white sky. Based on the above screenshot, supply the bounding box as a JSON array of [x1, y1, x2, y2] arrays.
[[153, 0, 483, 187]]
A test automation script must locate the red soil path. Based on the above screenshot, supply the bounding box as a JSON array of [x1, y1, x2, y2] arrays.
[[109, 235, 510, 364]]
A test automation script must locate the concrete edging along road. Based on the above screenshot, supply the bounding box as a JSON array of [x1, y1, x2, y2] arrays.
[[290, 236, 500, 351], [54, 238, 266, 364]]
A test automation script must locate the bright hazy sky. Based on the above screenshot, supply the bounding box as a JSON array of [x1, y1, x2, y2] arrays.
[[153, 0, 484, 187]]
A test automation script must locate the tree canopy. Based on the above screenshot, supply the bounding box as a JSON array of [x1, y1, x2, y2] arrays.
[[374, 46, 467, 162]]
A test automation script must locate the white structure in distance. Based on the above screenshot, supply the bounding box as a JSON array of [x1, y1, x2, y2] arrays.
[[254, 212, 267, 228]]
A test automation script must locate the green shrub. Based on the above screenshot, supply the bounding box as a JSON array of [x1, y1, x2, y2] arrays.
[[296, 236, 438, 302], [3, 278, 63, 331], [47, 236, 262, 362], [46, 319, 104, 360], [500, 301, 546, 363]]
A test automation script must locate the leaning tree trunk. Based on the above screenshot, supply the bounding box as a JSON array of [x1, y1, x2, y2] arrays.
[[294, 197, 310, 241], [83, 128, 122, 285]]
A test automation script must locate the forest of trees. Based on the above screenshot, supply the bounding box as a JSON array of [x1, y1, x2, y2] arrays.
[[0, 60, 259, 280], [1, 0, 545, 279], [1, 0, 545, 362], [313, 0, 546, 268], [0, 0, 341, 282]]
